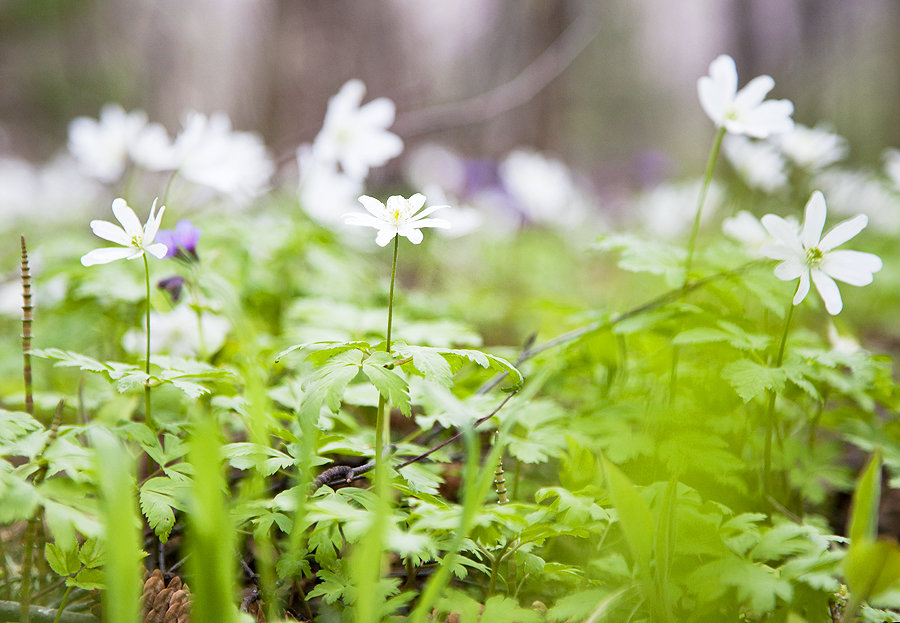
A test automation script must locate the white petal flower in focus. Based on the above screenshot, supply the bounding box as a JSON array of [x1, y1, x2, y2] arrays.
[[344, 194, 451, 246], [760, 190, 882, 315], [313, 80, 404, 180], [81, 198, 168, 266], [697, 55, 794, 138], [722, 210, 798, 256]]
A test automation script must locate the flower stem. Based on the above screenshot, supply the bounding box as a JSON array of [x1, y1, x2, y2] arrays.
[[375, 237, 399, 462], [763, 298, 794, 497], [683, 126, 726, 284], [143, 254, 155, 432]]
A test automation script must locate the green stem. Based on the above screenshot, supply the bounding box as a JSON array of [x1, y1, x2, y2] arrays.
[[683, 126, 726, 284], [143, 254, 155, 431], [386, 236, 399, 353], [763, 298, 795, 497], [52, 586, 73, 623], [374, 237, 399, 467]]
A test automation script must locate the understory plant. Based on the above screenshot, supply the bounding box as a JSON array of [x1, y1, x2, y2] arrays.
[[2, 53, 900, 623]]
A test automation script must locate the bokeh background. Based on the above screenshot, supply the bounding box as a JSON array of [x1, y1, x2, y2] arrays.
[[3, 0, 900, 182]]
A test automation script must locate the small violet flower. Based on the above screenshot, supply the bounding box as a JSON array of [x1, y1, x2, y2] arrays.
[[760, 191, 882, 315], [157, 219, 201, 259], [697, 54, 794, 138], [344, 193, 450, 246], [81, 198, 168, 266]]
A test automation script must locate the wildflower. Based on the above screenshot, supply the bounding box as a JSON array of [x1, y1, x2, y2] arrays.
[[633, 179, 723, 240], [168, 111, 273, 202], [122, 303, 229, 357], [157, 220, 201, 260], [344, 194, 450, 246], [723, 135, 787, 193], [697, 55, 794, 138], [499, 149, 586, 227], [775, 124, 847, 171], [313, 80, 403, 180], [296, 145, 363, 226], [68, 104, 172, 182], [761, 191, 882, 315], [722, 210, 798, 255], [81, 198, 168, 266]]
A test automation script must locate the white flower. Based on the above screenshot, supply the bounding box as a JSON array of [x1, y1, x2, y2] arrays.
[[815, 168, 900, 233], [633, 179, 724, 240], [68, 104, 172, 182], [499, 149, 585, 227], [122, 304, 229, 357], [344, 194, 450, 246], [169, 111, 273, 202], [722, 210, 799, 255], [296, 145, 363, 226], [313, 79, 403, 180], [883, 148, 900, 191], [81, 198, 168, 266], [697, 55, 794, 138], [723, 135, 787, 193], [775, 124, 847, 171], [761, 191, 882, 315]]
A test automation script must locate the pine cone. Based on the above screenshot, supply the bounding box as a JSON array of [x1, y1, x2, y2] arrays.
[[141, 569, 191, 623]]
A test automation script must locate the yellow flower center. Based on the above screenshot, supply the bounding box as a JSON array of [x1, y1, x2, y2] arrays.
[[805, 246, 824, 267]]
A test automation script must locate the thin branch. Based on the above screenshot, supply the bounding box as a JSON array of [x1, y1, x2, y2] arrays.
[[313, 390, 519, 491], [393, 11, 602, 137]]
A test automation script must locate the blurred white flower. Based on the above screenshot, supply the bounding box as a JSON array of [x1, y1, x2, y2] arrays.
[[405, 143, 467, 196], [697, 54, 794, 138], [313, 79, 403, 180], [633, 179, 724, 240], [883, 148, 900, 190], [722, 210, 798, 255], [500, 149, 585, 227], [775, 124, 847, 171], [419, 184, 483, 238], [827, 322, 862, 355], [169, 111, 273, 202], [81, 198, 168, 266], [122, 303, 229, 357], [761, 190, 882, 315], [723, 135, 787, 193], [0, 274, 66, 317], [1, 156, 102, 222], [344, 193, 450, 246], [68, 104, 172, 182], [296, 145, 363, 226], [814, 168, 900, 233]]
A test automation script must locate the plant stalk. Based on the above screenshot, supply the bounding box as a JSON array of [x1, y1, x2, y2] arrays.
[[21, 236, 34, 416], [143, 254, 155, 431], [763, 299, 794, 497], [683, 126, 726, 283]]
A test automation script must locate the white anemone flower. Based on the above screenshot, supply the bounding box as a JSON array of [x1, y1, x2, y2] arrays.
[[313, 80, 404, 180], [760, 191, 882, 315], [775, 124, 847, 171], [81, 198, 168, 266], [344, 194, 450, 246], [723, 135, 788, 193], [697, 55, 794, 138]]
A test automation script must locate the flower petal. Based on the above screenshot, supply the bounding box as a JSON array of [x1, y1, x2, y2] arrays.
[[401, 227, 424, 244], [358, 195, 386, 218], [774, 259, 806, 281], [819, 214, 867, 252], [734, 75, 775, 109], [793, 271, 810, 305], [811, 269, 843, 315], [375, 228, 397, 247], [344, 212, 387, 229], [408, 204, 449, 221], [81, 247, 138, 266], [145, 243, 169, 260], [406, 193, 426, 213], [143, 201, 165, 243], [800, 191, 827, 249], [822, 250, 883, 285], [761, 214, 802, 251], [408, 217, 451, 229], [111, 198, 143, 238], [90, 220, 131, 246]]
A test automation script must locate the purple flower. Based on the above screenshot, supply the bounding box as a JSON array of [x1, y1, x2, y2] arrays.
[[157, 220, 201, 260]]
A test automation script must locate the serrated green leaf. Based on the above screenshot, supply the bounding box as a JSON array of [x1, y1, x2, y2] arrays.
[[139, 476, 186, 542], [722, 359, 786, 402], [69, 566, 105, 590], [362, 356, 410, 416], [45, 542, 81, 576]]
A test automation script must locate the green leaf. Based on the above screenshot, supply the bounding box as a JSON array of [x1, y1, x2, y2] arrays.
[[224, 442, 294, 475], [602, 458, 652, 571], [299, 351, 362, 422], [45, 542, 81, 576], [139, 476, 187, 542], [480, 595, 543, 623], [849, 450, 882, 544], [362, 353, 411, 416], [845, 539, 900, 603], [722, 359, 786, 402], [396, 345, 524, 391]]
